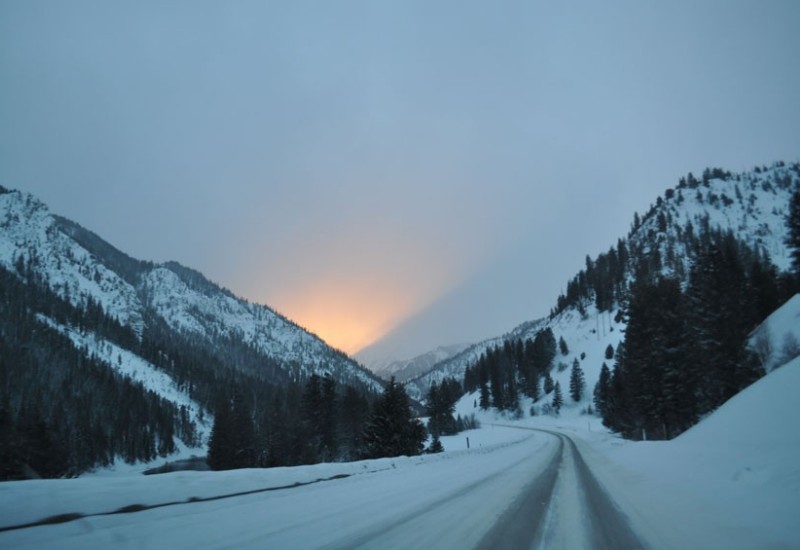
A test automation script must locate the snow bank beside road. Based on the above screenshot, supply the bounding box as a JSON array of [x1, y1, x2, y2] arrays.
[[570, 357, 800, 549]]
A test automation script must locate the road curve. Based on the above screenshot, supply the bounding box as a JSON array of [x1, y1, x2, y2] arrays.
[[0, 427, 645, 549], [480, 425, 645, 550]]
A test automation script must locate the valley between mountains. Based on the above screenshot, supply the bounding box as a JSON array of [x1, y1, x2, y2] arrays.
[[1, 162, 799, 549], [2, 352, 798, 548]]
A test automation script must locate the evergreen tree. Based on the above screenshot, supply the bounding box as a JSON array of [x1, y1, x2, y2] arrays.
[[320, 375, 338, 461], [787, 183, 800, 275], [208, 392, 256, 470], [521, 329, 556, 399], [559, 336, 569, 356], [593, 363, 611, 417], [551, 382, 563, 414], [489, 351, 505, 410], [479, 381, 490, 410], [605, 344, 614, 360], [685, 235, 764, 416], [0, 404, 21, 480], [207, 396, 234, 470], [426, 379, 459, 437], [230, 392, 256, 468], [569, 358, 585, 402], [748, 255, 781, 323], [301, 374, 323, 460], [603, 346, 634, 435], [427, 435, 444, 454], [339, 385, 369, 459], [362, 378, 426, 459], [543, 371, 554, 394]]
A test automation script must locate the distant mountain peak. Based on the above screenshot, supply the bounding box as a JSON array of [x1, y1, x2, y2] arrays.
[[358, 342, 471, 382]]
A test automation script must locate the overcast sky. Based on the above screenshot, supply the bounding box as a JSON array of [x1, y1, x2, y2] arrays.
[[2, 1, 799, 360]]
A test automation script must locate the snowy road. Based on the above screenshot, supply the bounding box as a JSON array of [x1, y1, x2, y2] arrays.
[[7, 359, 797, 549], [1, 425, 645, 549], [480, 426, 643, 549]]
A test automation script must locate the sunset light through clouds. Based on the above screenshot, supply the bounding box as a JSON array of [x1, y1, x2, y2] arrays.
[[270, 279, 416, 355], [2, 1, 799, 362]]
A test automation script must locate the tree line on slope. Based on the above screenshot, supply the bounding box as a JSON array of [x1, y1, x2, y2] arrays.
[[461, 328, 588, 416], [595, 228, 790, 439], [455, 173, 800, 441], [207, 372, 488, 471], [594, 177, 800, 440], [0, 261, 189, 479], [206, 375, 432, 470], [553, 163, 800, 318], [0, 255, 391, 479]]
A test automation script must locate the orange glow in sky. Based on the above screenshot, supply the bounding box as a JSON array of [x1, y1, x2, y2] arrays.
[[270, 277, 420, 355], [243, 221, 471, 357]]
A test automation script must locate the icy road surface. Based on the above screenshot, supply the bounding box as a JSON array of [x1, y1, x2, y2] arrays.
[[0, 426, 642, 549], [479, 426, 642, 549]]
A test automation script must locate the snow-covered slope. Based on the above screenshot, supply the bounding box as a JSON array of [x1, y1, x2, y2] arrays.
[[628, 164, 795, 275], [139, 263, 379, 387], [0, 186, 384, 407], [37, 313, 212, 448], [407, 307, 621, 406], [404, 318, 546, 401], [573, 348, 800, 549], [358, 343, 471, 382], [408, 162, 799, 403], [0, 188, 145, 331]]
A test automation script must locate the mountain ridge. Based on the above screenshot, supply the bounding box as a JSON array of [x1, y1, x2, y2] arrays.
[[0, 185, 386, 475], [356, 342, 471, 382], [0, 187, 381, 390], [405, 161, 799, 402]]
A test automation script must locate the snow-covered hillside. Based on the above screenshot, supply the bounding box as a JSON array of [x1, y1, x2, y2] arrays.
[[37, 314, 212, 448], [0, 186, 382, 394], [629, 164, 795, 275], [407, 162, 799, 403], [0, 188, 145, 331], [0, 186, 386, 472]]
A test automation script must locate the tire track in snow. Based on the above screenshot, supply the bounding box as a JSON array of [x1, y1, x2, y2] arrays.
[[479, 425, 645, 549], [325, 436, 558, 549], [0, 473, 355, 534]]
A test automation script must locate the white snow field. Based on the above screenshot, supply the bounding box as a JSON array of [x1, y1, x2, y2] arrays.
[[2, 356, 798, 549], [2, 296, 799, 548]]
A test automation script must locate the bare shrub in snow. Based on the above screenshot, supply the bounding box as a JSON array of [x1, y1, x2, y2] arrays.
[[778, 333, 800, 368], [752, 329, 773, 369]]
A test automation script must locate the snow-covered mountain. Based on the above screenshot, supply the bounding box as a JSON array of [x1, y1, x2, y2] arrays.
[[406, 162, 799, 402], [0, 186, 382, 392], [356, 343, 470, 382], [0, 191, 380, 390], [0, 186, 384, 461]]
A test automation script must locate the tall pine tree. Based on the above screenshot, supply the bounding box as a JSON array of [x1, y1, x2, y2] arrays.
[[569, 358, 585, 402], [685, 234, 763, 415], [787, 183, 800, 275], [551, 382, 563, 415], [593, 363, 611, 418], [362, 378, 426, 459]]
